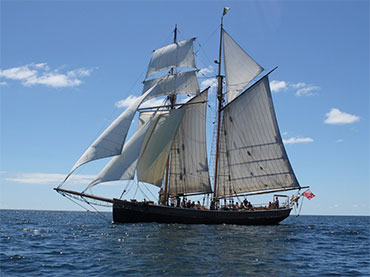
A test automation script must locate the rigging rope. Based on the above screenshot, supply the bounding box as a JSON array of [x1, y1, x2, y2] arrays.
[[58, 192, 111, 223]]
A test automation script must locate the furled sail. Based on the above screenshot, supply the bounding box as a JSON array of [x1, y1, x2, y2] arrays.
[[59, 86, 155, 185], [142, 70, 199, 101], [85, 113, 160, 190], [216, 76, 299, 197], [146, 38, 196, 78], [223, 29, 263, 103], [137, 108, 186, 187], [169, 89, 212, 195]]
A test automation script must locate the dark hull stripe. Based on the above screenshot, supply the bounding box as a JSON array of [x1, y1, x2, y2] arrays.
[[113, 199, 291, 225]]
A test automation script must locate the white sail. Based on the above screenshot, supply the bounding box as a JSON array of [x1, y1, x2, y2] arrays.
[[146, 38, 196, 79], [138, 111, 168, 130], [142, 70, 199, 101], [216, 76, 299, 197], [86, 114, 159, 189], [137, 108, 186, 187], [60, 86, 155, 185], [169, 89, 212, 195], [223, 29, 263, 103]]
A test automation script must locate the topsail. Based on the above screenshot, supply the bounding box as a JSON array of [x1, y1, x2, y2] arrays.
[[223, 29, 263, 103], [146, 38, 196, 79]]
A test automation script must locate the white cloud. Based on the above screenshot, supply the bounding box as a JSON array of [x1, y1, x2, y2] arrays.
[[295, 85, 320, 96], [115, 95, 141, 108], [290, 82, 306, 89], [198, 65, 215, 76], [336, 139, 344, 143], [200, 77, 217, 93], [0, 63, 95, 88], [139, 97, 167, 109], [5, 172, 95, 185], [270, 80, 287, 93], [0, 65, 37, 80], [270, 80, 320, 96], [0, 81, 7, 86], [115, 95, 166, 109], [283, 137, 314, 144], [324, 108, 360, 125]]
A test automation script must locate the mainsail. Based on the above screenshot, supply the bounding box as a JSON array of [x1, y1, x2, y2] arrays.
[[216, 75, 300, 197]]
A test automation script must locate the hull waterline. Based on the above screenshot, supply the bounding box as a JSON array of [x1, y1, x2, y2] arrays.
[[113, 199, 291, 225]]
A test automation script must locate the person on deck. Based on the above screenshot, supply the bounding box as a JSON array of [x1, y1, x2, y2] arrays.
[[187, 200, 191, 208], [196, 201, 201, 209]]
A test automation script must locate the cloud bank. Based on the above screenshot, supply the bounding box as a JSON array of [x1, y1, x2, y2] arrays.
[[4, 172, 96, 185], [0, 63, 96, 88]]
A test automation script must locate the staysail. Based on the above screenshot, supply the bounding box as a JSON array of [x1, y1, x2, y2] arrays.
[[86, 113, 160, 190], [169, 89, 212, 195], [59, 86, 156, 185], [216, 76, 300, 197], [223, 29, 263, 103], [137, 108, 186, 187], [86, 108, 186, 189]]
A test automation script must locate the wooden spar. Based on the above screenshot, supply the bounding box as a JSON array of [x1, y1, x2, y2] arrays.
[[162, 24, 178, 205], [216, 186, 310, 200], [137, 101, 207, 111], [163, 158, 170, 205], [213, 15, 225, 201], [54, 187, 114, 203]]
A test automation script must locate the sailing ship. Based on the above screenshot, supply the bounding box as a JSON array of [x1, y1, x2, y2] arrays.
[[55, 9, 309, 225]]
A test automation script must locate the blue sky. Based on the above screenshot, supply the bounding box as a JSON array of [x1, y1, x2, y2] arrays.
[[1, 1, 369, 215]]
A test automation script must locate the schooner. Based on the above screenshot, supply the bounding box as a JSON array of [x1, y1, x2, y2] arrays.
[[55, 9, 309, 225]]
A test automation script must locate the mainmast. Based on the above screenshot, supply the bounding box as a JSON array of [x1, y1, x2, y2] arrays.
[[213, 9, 228, 204], [162, 25, 178, 205]]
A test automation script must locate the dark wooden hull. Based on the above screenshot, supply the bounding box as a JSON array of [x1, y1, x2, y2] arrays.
[[113, 199, 291, 225]]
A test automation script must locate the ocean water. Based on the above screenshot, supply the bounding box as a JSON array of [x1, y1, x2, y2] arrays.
[[1, 210, 369, 276]]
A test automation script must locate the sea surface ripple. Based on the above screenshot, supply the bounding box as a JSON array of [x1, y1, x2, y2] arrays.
[[1, 210, 369, 276]]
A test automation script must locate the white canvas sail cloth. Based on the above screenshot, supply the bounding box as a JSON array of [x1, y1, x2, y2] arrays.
[[216, 76, 299, 197], [59, 86, 156, 186], [86, 108, 186, 189], [86, 113, 160, 190], [142, 70, 199, 101], [223, 29, 263, 103], [169, 89, 212, 195], [137, 108, 186, 187], [146, 38, 196, 78]]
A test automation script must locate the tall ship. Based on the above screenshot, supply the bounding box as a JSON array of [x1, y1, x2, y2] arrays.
[[55, 9, 311, 225]]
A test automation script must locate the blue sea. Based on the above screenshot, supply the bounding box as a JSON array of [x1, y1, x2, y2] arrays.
[[1, 210, 369, 276]]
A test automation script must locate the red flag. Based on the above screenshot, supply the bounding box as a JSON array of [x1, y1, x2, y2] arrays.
[[303, 189, 315, 200]]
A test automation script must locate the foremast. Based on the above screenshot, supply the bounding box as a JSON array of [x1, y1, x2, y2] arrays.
[[162, 25, 178, 205]]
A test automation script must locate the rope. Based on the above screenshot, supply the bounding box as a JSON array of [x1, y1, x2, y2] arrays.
[[59, 192, 111, 223]]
